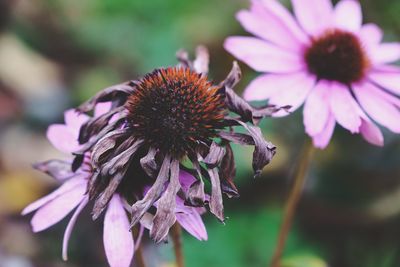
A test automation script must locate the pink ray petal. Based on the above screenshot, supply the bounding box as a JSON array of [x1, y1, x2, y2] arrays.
[[358, 23, 383, 48], [368, 67, 400, 95], [103, 194, 134, 267], [176, 210, 208, 241], [47, 124, 80, 153], [267, 72, 316, 116], [353, 82, 400, 133], [260, 0, 310, 44], [370, 43, 400, 65], [64, 109, 89, 131], [329, 82, 361, 133], [31, 182, 87, 232], [334, 0, 362, 32], [236, 0, 305, 52], [62, 196, 89, 261], [311, 113, 336, 149], [224, 37, 304, 73], [94, 102, 113, 117], [22, 175, 86, 215], [243, 72, 307, 101], [303, 80, 330, 136], [291, 0, 333, 35]]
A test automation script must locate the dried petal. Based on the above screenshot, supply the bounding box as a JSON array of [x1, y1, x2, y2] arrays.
[[33, 160, 75, 180], [130, 155, 172, 228], [140, 147, 159, 177], [219, 143, 239, 198], [219, 131, 254, 146], [150, 159, 180, 243], [185, 179, 206, 207], [91, 128, 128, 168], [79, 106, 124, 144], [208, 168, 224, 222], [176, 49, 192, 69], [236, 120, 276, 178], [203, 142, 226, 169], [78, 83, 134, 113], [193, 45, 209, 74], [101, 138, 143, 176]]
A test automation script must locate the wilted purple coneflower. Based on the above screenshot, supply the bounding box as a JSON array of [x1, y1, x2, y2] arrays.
[[23, 103, 208, 267], [24, 46, 278, 266], [225, 0, 400, 148]]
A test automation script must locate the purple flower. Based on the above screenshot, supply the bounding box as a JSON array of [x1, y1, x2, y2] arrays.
[[23, 47, 278, 266], [23, 104, 208, 267], [72, 47, 277, 241], [225, 0, 400, 148]]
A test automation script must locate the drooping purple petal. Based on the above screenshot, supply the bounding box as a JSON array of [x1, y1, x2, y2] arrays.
[[370, 43, 400, 65], [103, 194, 134, 267], [62, 196, 89, 261], [303, 81, 330, 136], [22, 175, 86, 215], [368, 67, 400, 95], [47, 124, 80, 153], [328, 83, 361, 133], [353, 83, 400, 133], [176, 210, 208, 241], [31, 182, 87, 232], [32, 159, 76, 181], [311, 113, 336, 149]]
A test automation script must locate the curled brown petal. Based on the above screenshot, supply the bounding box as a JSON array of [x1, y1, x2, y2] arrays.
[[92, 168, 127, 220], [203, 141, 226, 169], [74, 114, 127, 155], [219, 143, 239, 198], [91, 128, 128, 168], [77, 83, 134, 113], [208, 168, 224, 222], [185, 179, 206, 207], [140, 147, 159, 178], [32, 160, 75, 180], [236, 120, 276, 178], [130, 154, 172, 228], [79, 106, 124, 144], [150, 159, 180, 243], [219, 131, 254, 146], [101, 138, 143, 176]]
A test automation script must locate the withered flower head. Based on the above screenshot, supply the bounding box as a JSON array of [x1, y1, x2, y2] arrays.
[[74, 46, 279, 242]]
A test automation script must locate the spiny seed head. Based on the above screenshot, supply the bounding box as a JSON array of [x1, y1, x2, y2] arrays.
[[125, 67, 226, 158], [304, 29, 370, 84]]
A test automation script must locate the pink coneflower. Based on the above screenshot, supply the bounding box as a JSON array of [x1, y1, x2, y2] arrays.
[[22, 104, 208, 267], [225, 0, 400, 148], [23, 47, 278, 267], [73, 46, 277, 241]]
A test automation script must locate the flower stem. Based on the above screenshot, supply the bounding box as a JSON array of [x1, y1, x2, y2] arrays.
[[171, 222, 185, 267], [270, 140, 315, 267], [135, 245, 147, 267]]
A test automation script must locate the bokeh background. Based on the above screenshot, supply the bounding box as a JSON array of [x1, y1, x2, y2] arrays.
[[0, 0, 400, 266]]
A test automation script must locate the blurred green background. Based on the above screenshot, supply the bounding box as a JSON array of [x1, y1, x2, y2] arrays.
[[0, 0, 400, 266]]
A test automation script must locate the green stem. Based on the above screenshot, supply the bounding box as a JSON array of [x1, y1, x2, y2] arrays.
[[171, 222, 185, 267], [270, 140, 315, 267]]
